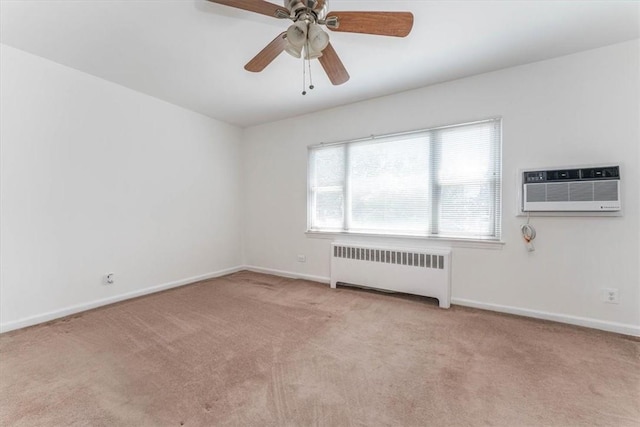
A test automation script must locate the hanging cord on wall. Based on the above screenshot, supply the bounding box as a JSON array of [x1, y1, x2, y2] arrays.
[[521, 212, 536, 252]]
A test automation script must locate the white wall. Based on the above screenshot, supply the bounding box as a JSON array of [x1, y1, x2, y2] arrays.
[[2, 41, 638, 336], [241, 40, 640, 336], [0, 45, 243, 331]]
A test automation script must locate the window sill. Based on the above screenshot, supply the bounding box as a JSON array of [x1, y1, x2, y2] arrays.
[[305, 230, 505, 250]]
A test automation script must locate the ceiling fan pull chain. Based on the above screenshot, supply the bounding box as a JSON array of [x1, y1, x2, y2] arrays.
[[308, 53, 314, 90], [302, 49, 307, 95]]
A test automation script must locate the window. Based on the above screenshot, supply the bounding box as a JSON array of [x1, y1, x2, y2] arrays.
[[307, 118, 501, 240]]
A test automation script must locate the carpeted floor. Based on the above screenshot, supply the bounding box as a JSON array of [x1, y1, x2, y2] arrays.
[[1, 271, 638, 426]]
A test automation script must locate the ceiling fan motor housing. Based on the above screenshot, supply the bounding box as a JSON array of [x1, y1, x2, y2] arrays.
[[285, 0, 328, 21]]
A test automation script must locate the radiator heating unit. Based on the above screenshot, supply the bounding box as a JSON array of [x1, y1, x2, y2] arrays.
[[330, 243, 452, 308]]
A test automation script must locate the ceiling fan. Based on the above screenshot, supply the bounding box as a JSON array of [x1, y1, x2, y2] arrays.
[[206, 0, 414, 87]]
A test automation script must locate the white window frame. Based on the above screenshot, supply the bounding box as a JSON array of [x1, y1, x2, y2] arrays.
[[307, 118, 502, 242]]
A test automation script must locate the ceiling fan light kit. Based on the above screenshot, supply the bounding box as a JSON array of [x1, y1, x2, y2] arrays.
[[284, 21, 328, 60], [284, 21, 306, 58], [206, 0, 414, 90], [307, 23, 330, 55], [286, 21, 307, 47]]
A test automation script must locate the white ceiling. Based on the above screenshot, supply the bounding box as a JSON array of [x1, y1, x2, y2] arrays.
[[1, 1, 638, 127]]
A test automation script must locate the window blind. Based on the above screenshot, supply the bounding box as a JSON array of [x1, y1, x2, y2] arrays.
[[308, 118, 502, 240]]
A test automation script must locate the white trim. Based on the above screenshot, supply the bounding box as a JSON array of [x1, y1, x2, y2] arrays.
[[243, 267, 638, 337], [245, 267, 639, 337], [305, 231, 504, 250], [243, 265, 331, 284], [0, 266, 244, 334], [5, 266, 635, 338], [310, 117, 502, 148], [452, 298, 640, 337]]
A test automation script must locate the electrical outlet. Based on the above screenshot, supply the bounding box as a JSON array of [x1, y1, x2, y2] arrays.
[[104, 273, 115, 285], [602, 288, 619, 304], [297, 254, 306, 263]]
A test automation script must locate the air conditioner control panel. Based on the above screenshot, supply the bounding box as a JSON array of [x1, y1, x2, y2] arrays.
[[524, 166, 619, 183]]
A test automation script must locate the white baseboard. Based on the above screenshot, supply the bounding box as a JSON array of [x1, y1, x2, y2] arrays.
[[452, 298, 640, 337], [5, 266, 636, 338], [242, 265, 331, 284], [0, 265, 244, 334], [244, 266, 639, 337]]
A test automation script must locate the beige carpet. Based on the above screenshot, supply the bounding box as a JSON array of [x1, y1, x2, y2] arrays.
[[1, 271, 638, 426]]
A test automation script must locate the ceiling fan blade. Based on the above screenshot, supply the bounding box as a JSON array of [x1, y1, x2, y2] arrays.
[[206, 0, 288, 19], [326, 11, 414, 37], [318, 43, 350, 86], [244, 32, 287, 72]]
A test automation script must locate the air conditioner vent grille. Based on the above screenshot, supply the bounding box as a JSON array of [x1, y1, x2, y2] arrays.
[[570, 182, 593, 201], [526, 184, 546, 202], [547, 183, 569, 202], [594, 181, 618, 201]]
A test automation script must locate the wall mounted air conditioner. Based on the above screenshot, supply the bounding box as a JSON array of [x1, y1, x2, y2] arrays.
[[522, 165, 621, 212]]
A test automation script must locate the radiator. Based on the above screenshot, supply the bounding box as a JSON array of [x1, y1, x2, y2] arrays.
[[330, 243, 452, 308]]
